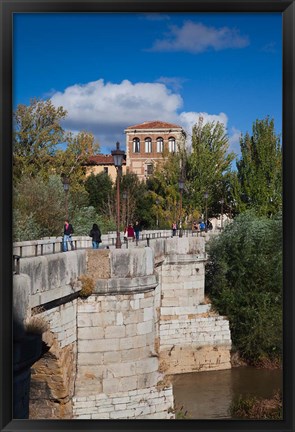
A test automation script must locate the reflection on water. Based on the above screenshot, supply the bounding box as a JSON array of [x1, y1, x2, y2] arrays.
[[171, 367, 282, 419]]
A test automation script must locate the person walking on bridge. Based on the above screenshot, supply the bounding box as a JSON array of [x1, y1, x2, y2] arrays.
[[63, 219, 74, 252], [89, 223, 102, 249], [134, 220, 141, 244]]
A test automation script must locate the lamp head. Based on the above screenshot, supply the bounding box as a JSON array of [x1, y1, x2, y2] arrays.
[[111, 141, 125, 167]]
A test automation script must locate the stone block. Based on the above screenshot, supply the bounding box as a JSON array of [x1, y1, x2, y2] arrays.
[[125, 323, 137, 337], [78, 338, 119, 353], [124, 310, 142, 324], [143, 307, 154, 322], [105, 325, 126, 339], [91, 413, 110, 419], [120, 376, 138, 391], [107, 361, 136, 378], [135, 357, 158, 374], [137, 320, 153, 335], [102, 377, 121, 394], [112, 396, 130, 404], [94, 405, 113, 412], [103, 351, 121, 364], [78, 326, 104, 340], [110, 409, 133, 419], [132, 334, 147, 348], [130, 298, 140, 310], [139, 297, 154, 308], [78, 352, 104, 365], [119, 336, 134, 350]]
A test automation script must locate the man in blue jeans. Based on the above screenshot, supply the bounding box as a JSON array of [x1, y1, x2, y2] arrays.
[[63, 219, 74, 251], [134, 221, 140, 244]]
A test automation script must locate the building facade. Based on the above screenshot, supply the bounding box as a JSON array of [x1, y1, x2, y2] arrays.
[[124, 121, 185, 181], [85, 154, 126, 183]]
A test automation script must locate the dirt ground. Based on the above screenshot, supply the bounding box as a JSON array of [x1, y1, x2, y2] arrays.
[[86, 249, 111, 280]]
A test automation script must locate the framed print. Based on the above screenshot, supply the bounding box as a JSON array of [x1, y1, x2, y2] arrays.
[[1, 1, 294, 431]]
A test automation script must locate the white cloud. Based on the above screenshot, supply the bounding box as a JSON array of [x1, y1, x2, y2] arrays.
[[156, 76, 187, 92], [51, 79, 182, 150], [50, 78, 234, 153], [228, 126, 242, 154], [149, 21, 249, 53]]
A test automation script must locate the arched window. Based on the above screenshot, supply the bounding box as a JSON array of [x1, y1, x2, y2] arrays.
[[168, 137, 176, 153], [145, 138, 152, 153], [133, 138, 140, 153], [156, 137, 164, 153]]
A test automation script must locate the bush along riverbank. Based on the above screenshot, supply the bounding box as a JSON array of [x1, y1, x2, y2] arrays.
[[230, 390, 282, 420], [205, 211, 282, 367], [205, 211, 283, 420]]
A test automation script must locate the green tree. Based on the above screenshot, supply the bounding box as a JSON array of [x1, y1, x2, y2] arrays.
[[205, 210, 282, 364], [146, 152, 182, 227], [13, 174, 65, 240], [235, 117, 282, 216], [13, 99, 67, 179], [84, 172, 114, 215], [54, 130, 100, 192], [120, 172, 148, 226], [71, 206, 115, 235], [187, 117, 235, 218]]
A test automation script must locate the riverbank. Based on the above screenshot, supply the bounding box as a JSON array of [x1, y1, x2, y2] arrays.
[[230, 389, 282, 420]]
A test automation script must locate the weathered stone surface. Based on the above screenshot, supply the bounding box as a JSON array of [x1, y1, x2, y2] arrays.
[[13, 236, 232, 420], [159, 345, 231, 374], [29, 337, 76, 419], [19, 251, 86, 299], [86, 249, 110, 279], [13, 274, 31, 325]]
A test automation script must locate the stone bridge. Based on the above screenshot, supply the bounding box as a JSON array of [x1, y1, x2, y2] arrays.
[[13, 235, 231, 420]]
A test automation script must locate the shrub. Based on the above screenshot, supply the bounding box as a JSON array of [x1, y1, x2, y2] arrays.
[[79, 274, 94, 298], [205, 210, 282, 364], [230, 390, 282, 420]]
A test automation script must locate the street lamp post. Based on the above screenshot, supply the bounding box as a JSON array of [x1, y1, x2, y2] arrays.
[[204, 191, 208, 232], [220, 198, 224, 230], [61, 175, 70, 220], [178, 178, 184, 237], [111, 142, 125, 249]]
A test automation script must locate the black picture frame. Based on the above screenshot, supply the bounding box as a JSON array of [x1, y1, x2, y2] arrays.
[[1, 1, 294, 431]]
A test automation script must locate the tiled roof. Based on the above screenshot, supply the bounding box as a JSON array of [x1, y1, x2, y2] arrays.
[[86, 154, 126, 165], [125, 120, 182, 130]]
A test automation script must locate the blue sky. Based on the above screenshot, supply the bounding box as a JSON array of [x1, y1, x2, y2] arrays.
[[13, 12, 282, 156]]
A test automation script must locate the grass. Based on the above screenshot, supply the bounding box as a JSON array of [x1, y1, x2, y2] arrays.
[[230, 390, 282, 420]]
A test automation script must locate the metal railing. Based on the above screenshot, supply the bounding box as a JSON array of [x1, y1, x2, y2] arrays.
[[12, 228, 217, 262]]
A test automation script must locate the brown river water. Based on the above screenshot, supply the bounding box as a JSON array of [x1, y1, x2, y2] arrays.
[[171, 367, 282, 419]]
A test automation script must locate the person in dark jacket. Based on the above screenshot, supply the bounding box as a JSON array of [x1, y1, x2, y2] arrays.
[[134, 221, 141, 243], [89, 223, 102, 249], [63, 219, 74, 251]]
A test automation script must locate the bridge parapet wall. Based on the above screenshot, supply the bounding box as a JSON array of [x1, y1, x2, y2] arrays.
[[18, 250, 86, 308]]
